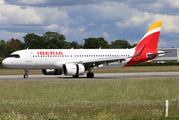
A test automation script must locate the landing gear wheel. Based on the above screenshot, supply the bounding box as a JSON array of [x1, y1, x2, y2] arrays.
[[87, 72, 94, 78], [23, 75, 28, 78]]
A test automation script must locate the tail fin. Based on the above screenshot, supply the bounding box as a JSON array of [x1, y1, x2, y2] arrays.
[[135, 22, 162, 51], [124, 22, 162, 67]]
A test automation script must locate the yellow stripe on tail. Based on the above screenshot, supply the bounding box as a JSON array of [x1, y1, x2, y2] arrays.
[[146, 22, 162, 34]]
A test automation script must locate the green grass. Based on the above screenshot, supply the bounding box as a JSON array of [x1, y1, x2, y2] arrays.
[[0, 78, 179, 119]]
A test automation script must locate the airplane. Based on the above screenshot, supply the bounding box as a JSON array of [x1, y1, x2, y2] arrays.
[[2, 21, 166, 78]]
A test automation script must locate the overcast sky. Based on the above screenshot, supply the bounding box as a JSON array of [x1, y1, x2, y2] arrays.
[[1, 0, 179, 48]]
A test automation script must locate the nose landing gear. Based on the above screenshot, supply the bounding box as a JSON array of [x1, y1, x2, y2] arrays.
[[23, 69, 28, 78]]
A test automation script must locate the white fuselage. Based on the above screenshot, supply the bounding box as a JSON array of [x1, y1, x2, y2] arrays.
[[2, 49, 135, 69]]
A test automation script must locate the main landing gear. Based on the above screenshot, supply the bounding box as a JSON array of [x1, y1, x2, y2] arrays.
[[86, 68, 94, 78], [87, 72, 94, 78], [23, 69, 28, 78]]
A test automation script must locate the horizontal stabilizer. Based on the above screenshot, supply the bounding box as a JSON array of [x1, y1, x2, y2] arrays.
[[147, 51, 170, 58]]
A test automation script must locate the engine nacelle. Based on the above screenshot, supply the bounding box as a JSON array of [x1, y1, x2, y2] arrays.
[[42, 69, 62, 75], [63, 63, 85, 76]]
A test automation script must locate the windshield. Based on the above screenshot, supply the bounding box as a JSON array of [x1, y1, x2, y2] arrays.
[[8, 54, 20, 58]]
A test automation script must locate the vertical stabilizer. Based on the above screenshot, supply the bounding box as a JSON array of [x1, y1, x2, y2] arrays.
[[124, 22, 162, 66]]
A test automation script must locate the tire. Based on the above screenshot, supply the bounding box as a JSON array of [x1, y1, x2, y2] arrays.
[[23, 75, 28, 78], [87, 73, 94, 78]]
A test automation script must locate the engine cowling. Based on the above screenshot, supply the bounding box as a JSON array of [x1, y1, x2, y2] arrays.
[[63, 63, 85, 76], [42, 69, 62, 75]]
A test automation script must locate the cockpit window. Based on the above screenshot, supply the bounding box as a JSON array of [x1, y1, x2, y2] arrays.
[[9, 54, 20, 58]]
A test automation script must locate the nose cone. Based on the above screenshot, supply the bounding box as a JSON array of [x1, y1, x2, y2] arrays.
[[2, 59, 10, 68]]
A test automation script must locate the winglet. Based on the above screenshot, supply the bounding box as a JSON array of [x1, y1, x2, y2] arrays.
[[129, 44, 146, 58], [134, 44, 146, 57]]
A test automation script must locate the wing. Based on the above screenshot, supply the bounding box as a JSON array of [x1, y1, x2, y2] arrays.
[[79, 46, 146, 68], [81, 57, 126, 68], [70, 55, 134, 69], [82, 57, 126, 64]]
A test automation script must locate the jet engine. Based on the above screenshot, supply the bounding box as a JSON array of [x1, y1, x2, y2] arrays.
[[63, 63, 85, 76], [42, 69, 62, 75]]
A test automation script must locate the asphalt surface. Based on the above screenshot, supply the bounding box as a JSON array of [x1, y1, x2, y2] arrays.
[[0, 72, 179, 81]]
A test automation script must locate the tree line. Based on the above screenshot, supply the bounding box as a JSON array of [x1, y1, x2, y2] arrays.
[[0, 31, 137, 58]]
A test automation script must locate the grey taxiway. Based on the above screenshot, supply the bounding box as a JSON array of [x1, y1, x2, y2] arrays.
[[0, 72, 179, 80]]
